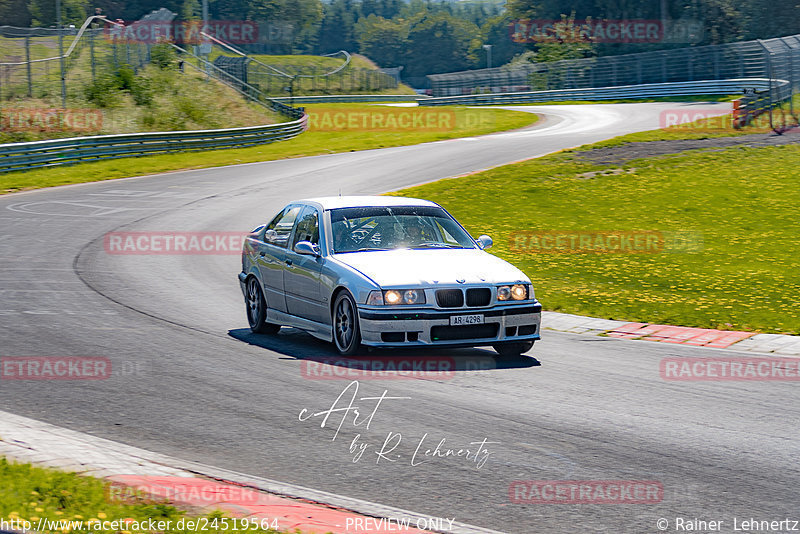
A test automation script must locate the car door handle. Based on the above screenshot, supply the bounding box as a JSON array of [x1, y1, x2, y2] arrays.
[[285, 258, 293, 266], [259, 251, 266, 257]]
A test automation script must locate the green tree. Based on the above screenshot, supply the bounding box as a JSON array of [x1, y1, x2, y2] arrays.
[[28, 0, 88, 26], [180, 0, 200, 21], [0, 0, 31, 26], [356, 14, 408, 67], [479, 13, 527, 68], [404, 11, 479, 77], [316, 0, 358, 53]]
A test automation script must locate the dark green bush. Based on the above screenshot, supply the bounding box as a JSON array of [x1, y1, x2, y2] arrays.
[[83, 65, 153, 107], [150, 44, 177, 69], [83, 74, 120, 107]]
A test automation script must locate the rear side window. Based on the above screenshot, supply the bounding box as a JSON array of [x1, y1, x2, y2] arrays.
[[265, 205, 302, 248]]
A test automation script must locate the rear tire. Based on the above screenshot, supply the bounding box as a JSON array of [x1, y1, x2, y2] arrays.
[[246, 277, 280, 335], [493, 340, 534, 358], [333, 291, 361, 356]]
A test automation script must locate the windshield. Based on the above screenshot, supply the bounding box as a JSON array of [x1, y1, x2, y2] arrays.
[[330, 206, 477, 253]]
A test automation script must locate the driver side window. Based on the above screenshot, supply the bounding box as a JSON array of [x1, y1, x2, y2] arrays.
[[264, 205, 302, 248], [291, 207, 319, 249]]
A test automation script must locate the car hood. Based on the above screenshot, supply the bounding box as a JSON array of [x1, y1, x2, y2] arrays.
[[331, 248, 530, 287]]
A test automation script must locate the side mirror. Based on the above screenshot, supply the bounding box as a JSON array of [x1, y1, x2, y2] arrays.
[[476, 235, 493, 250], [294, 241, 320, 256]]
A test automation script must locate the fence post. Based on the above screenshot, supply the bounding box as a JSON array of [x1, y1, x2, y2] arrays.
[[90, 30, 96, 81], [756, 40, 774, 131], [58, 28, 67, 108], [25, 36, 32, 97]]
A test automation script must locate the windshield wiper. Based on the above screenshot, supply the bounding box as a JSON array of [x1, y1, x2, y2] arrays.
[[415, 242, 464, 249], [338, 247, 390, 253]]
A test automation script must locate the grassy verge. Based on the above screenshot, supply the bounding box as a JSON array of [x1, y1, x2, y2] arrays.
[[390, 142, 800, 334], [0, 104, 537, 194], [0, 458, 282, 534], [583, 94, 800, 147], [0, 64, 281, 144]]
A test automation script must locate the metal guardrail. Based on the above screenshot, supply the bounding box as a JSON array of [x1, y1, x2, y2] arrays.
[[0, 115, 307, 173], [417, 79, 774, 106], [271, 94, 425, 104], [419, 77, 796, 131]]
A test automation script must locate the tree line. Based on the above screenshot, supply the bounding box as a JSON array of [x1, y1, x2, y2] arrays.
[[2, 0, 799, 79]]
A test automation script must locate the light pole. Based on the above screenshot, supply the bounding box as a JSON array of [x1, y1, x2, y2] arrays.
[[482, 44, 493, 69]]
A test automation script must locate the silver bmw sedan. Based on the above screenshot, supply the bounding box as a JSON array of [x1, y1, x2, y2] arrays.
[[238, 196, 541, 356]]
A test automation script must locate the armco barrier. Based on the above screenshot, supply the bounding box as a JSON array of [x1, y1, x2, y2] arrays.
[[0, 115, 307, 173], [271, 94, 425, 104], [416, 79, 776, 106]]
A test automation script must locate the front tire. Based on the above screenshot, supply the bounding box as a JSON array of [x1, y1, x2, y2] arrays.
[[246, 277, 280, 334], [332, 291, 361, 355], [493, 340, 534, 358]]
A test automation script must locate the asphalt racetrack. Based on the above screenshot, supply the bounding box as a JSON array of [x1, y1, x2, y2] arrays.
[[3, 103, 797, 533]]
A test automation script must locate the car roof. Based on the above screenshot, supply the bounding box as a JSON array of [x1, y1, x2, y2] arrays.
[[298, 195, 440, 211]]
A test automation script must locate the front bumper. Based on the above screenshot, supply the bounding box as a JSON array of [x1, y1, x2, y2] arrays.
[[358, 301, 542, 348]]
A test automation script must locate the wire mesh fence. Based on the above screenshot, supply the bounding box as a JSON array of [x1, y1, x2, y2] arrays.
[[428, 34, 800, 98], [0, 23, 152, 104], [428, 33, 800, 131], [754, 35, 800, 131], [208, 51, 399, 97], [0, 18, 397, 108]]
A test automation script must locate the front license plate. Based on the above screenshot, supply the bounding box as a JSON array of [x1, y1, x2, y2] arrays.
[[450, 314, 484, 326]]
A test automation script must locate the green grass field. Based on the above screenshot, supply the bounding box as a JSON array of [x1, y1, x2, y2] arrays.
[[0, 104, 537, 193], [390, 143, 800, 334], [0, 458, 281, 534]]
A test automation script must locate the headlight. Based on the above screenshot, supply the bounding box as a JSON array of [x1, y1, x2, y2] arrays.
[[366, 289, 426, 306], [497, 284, 529, 301], [511, 284, 527, 300]]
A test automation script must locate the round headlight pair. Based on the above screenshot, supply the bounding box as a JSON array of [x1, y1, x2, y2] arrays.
[[367, 289, 425, 305], [497, 284, 528, 301]]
